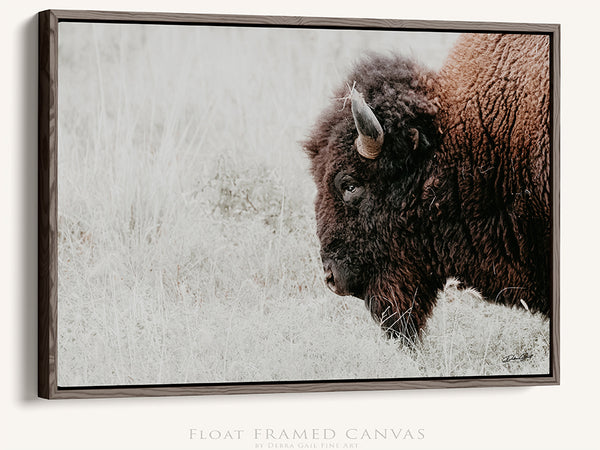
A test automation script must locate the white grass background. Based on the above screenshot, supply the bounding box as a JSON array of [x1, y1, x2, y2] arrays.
[[56, 23, 550, 387]]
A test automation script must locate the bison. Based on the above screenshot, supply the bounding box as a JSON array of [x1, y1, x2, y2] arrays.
[[303, 33, 551, 340]]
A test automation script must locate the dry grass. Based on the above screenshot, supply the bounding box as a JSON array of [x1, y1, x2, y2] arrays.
[[56, 23, 549, 387]]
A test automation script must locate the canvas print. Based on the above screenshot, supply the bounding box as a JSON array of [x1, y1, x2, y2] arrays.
[[56, 21, 552, 388]]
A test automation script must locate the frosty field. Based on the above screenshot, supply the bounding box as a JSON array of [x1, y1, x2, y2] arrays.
[[56, 22, 550, 387]]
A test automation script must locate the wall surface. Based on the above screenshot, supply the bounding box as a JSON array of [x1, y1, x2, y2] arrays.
[[2, 0, 598, 449]]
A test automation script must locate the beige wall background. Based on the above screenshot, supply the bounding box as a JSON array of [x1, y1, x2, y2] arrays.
[[2, 0, 597, 449]]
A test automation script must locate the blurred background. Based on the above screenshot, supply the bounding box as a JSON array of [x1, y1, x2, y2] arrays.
[[57, 23, 547, 387]]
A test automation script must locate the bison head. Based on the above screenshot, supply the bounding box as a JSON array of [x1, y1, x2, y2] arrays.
[[303, 55, 443, 339]]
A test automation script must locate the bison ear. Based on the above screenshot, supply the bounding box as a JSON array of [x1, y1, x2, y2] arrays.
[[301, 134, 324, 159], [409, 128, 419, 151], [351, 89, 384, 159], [302, 140, 318, 159], [408, 127, 431, 152]]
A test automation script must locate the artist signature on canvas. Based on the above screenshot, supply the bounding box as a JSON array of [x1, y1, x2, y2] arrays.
[[502, 352, 533, 363]]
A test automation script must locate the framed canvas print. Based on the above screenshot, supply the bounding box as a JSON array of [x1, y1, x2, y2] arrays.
[[38, 10, 560, 399]]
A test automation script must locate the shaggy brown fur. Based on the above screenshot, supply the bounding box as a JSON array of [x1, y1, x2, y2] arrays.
[[304, 34, 551, 340]]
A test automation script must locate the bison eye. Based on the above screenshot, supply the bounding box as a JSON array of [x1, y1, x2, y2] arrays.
[[342, 183, 365, 205], [334, 172, 365, 206]]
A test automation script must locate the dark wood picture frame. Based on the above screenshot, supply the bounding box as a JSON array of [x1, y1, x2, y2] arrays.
[[38, 9, 560, 399]]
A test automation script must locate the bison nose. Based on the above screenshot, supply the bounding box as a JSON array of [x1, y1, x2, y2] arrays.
[[322, 259, 349, 296], [324, 266, 336, 293]]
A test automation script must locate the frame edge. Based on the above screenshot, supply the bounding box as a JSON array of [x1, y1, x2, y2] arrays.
[[551, 23, 560, 386], [47, 9, 559, 33], [38, 9, 59, 400], [49, 375, 560, 399]]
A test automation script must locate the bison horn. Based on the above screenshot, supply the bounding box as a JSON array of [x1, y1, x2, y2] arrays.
[[351, 89, 384, 159]]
